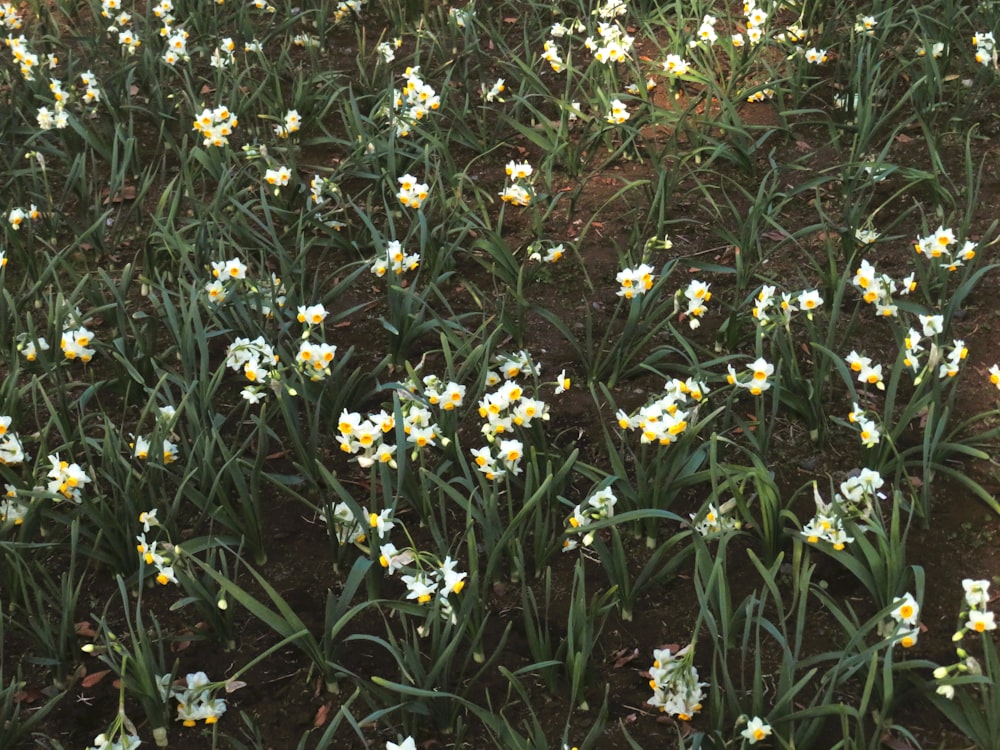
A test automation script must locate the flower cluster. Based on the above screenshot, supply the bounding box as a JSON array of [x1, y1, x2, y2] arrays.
[[584, 17, 634, 64], [225, 336, 279, 402], [172, 672, 227, 725], [5, 33, 39, 80], [958, 579, 996, 637], [108, 8, 141, 55], [616, 376, 707, 445], [693, 14, 718, 46], [448, 4, 473, 27], [391, 66, 440, 137], [79, 70, 101, 104], [274, 109, 302, 138], [804, 46, 827, 64], [646, 644, 706, 720], [322, 501, 367, 545], [204, 257, 286, 315], [854, 14, 877, 36], [1, 484, 28, 526], [851, 260, 917, 317], [370, 510, 468, 619], [396, 173, 429, 209], [291, 32, 319, 47], [680, 279, 711, 328], [264, 165, 291, 191], [135, 509, 180, 585], [333, 0, 366, 23], [973, 32, 996, 67], [209, 36, 237, 68], [845, 350, 885, 390], [295, 313, 338, 383], [8, 204, 41, 230], [37, 78, 70, 130], [131, 434, 180, 463], [335, 407, 397, 467], [800, 472, 883, 551], [16, 332, 48, 360], [726, 357, 774, 396], [500, 160, 534, 207], [935, 579, 996, 699], [616, 263, 654, 299], [690, 498, 740, 536], [482, 77, 505, 102], [61, 323, 96, 362], [528, 242, 566, 264], [375, 37, 401, 64], [801, 493, 853, 551], [371, 239, 421, 277], [162, 27, 189, 65], [937, 339, 968, 379], [468, 352, 552, 480], [885, 592, 920, 648], [398, 552, 468, 618], [0, 417, 26, 465], [916, 40, 945, 58], [85, 732, 140, 750], [47, 454, 91, 503], [563, 486, 617, 551], [419, 374, 468, 413], [913, 226, 977, 272], [753, 284, 824, 326], [605, 98, 630, 125], [847, 401, 882, 448], [1, 2, 23, 30], [740, 0, 769, 46], [192, 104, 238, 147]]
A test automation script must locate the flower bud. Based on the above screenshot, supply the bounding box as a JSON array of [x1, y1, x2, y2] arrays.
[[933, 666, 948, 679]]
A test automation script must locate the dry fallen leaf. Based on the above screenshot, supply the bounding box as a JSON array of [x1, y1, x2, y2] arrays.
[[82, 669, 111, 688], [313, 703, 331, 727], [610, 647, 639, 668]]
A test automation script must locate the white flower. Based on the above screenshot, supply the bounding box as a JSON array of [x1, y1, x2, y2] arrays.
[[890, 593, 919, 626], [741, 716, 772, 744], [805, 46, 827, 64], [967, 609, 997, 633], [605, 98, 629, 124]]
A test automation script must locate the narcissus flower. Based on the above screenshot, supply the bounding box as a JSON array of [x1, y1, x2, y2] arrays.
[[804, 46, 827, 64], [616, 264, 654, 298], [963, 579, 990, 609], [967, 609, 997, 633], [746, 357, 774, 395], [500, 184, 531, 206], [605, 98, 630, 124], [396, 174, 429, 209], [505, 160, 533, 180], [891, 593, 920, 626], [741, 716, 772, 744]]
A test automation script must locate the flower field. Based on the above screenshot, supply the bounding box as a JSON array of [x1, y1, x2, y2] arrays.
[[3, 0, 1000, 747]]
